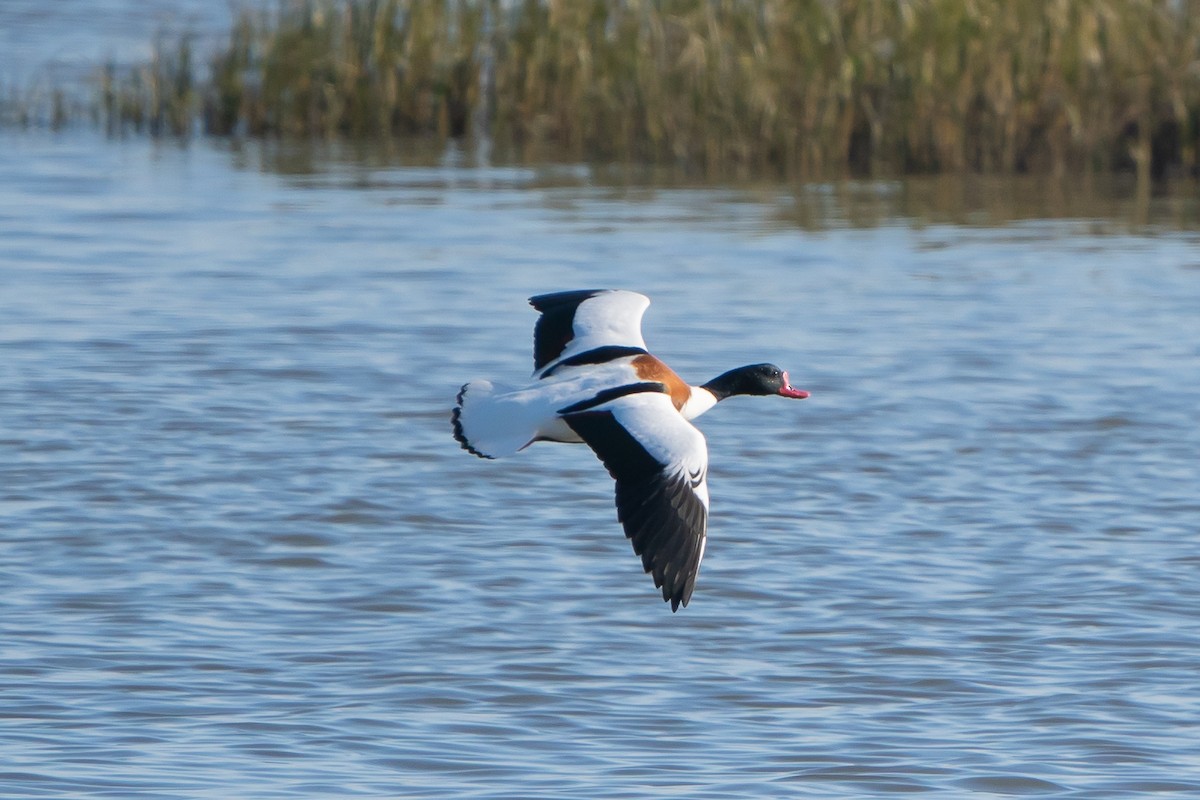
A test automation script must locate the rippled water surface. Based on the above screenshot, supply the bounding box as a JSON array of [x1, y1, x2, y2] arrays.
[[4, 129, 1199, 799], [4, 65, 1200, 800]]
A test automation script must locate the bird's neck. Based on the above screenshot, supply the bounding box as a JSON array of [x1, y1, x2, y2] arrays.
[[680, 386, 720, 420]]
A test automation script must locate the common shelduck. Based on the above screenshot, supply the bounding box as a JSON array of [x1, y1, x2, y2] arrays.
[[452, 289, 809, 611]]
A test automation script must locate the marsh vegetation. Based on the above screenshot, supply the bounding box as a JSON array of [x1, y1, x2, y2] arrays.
[[10, 0, 1200, 180]]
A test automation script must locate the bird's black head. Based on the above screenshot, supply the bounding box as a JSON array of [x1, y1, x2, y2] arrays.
[[701, 363, 810, 401]]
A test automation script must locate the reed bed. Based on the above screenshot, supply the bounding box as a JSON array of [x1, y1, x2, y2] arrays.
[[69, 0, 1200, 177]]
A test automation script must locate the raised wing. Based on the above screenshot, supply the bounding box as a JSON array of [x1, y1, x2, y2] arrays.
[[564, 391, 710, 611], [529, 290, 650, 376]]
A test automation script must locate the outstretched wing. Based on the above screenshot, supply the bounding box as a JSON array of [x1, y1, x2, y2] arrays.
[[528, 290, 650, 376], [564, 391, 710, 611]]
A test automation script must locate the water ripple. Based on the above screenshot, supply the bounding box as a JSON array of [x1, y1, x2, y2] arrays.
[[1, 130, 1199, 798]]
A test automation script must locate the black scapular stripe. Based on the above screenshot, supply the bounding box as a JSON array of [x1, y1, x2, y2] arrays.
[[539, 344, 650, 376], [557, 382, 666, 415]]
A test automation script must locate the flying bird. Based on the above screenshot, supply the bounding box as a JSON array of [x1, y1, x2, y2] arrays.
[[452, 289, 809, 610]]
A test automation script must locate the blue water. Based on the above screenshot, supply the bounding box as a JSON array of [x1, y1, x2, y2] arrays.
[[3, 7, 1200, 796], [3, 129, 1199, 799], [0, 0, 228, 87]]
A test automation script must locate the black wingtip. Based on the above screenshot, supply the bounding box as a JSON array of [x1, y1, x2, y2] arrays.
[[528, 289, 607, 310], [528, 290, 612, 371], [668, 583, 693, 612]]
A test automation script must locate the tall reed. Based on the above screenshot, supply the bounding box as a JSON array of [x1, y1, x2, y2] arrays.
[[99, 34, 196, 136], [86, 0, 1200, 178], [200, 0, 485, 138]]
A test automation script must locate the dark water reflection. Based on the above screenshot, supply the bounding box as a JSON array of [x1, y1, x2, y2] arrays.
[[227, 136, 1200, 233], [2, 131, 1199, 799]]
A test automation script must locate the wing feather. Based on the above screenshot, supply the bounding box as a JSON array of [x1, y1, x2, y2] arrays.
[[563, 392, 710, 611], [529, 290, 650, 375]]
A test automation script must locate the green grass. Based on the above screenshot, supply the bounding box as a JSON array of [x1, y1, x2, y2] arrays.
[[15, 0, 1200, 179]]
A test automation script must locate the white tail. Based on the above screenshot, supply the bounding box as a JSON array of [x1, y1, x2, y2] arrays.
[[451, 380, 539, 459]]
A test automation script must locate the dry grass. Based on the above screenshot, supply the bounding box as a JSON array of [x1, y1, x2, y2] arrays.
[[21, 0, 1200, 178]]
